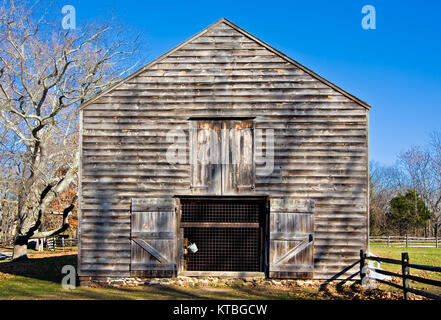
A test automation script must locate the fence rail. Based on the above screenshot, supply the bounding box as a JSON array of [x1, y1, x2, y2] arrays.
[[360, 250, 441, 300], [45, 238, 77, 251], [369, 236, 440, 248], [1, 237, 77, 251]]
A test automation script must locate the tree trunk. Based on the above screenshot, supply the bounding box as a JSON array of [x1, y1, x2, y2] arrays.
[[12, 235, 29, 260], [11, 156, 78, 261], [11, 195, 77, 260]]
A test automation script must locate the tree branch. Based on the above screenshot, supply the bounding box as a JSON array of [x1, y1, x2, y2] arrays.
[[30, 195, 77, 239]]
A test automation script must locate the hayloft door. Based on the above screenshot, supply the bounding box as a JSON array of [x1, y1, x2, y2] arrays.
[[189, 121, 222, 195], [190, 119, 255, 195], [221, 120, 254, 194]]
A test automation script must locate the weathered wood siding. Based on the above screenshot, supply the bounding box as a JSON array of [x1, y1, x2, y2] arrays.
[[79, 19, 369, 279]]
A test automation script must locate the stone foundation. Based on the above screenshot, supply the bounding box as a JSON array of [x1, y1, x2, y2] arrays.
[[79, 276, 337, 288]]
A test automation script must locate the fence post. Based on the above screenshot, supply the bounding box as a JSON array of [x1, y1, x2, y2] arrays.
[[387, 236, 390, 247], [406, 235, 408, 248], [401, 252, 411, 300], [360, 250, 368, 288], [436, 235, 439, 248]]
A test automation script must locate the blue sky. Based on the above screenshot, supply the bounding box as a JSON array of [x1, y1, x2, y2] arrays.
[[59, 0, 440, 165]]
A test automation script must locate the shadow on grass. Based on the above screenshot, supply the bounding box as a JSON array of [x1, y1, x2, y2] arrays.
[[0, 254, 78, 283], [0, 253, 11, 261], [0, 253, 257, 299], [109, 285, 211, 300], [0, 253, 402, 300]]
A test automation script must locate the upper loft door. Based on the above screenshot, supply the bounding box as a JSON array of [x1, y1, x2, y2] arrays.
[[189, 120, 222, 195], [221, 120, 254, 194], [189, 119, 255, 195]]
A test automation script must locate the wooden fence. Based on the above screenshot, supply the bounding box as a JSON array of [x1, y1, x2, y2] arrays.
[[369, 236, 440, 248], [360, 250, 441, 300], [45, 238, 77, 251]]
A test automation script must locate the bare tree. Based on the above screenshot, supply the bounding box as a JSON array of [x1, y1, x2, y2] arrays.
[[0, 161, 19, 245], [399, 132, 441, 236], [429, 130, 441, 235], [369, 160, 408, 235], [0, 119, 21, 244], [0, 1, 140, 259]]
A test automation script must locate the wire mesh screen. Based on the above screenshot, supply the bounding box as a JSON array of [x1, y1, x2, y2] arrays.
[[181, 199, 266, 272], [181, 199, 263, 223], [184, 227, 260, 271]]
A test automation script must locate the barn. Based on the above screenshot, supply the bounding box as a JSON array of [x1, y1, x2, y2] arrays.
[[77, 18, 370, 284]]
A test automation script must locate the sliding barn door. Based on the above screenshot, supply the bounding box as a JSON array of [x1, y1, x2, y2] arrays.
[[269, 199, 314, 279], [130, 198, 177, 277]]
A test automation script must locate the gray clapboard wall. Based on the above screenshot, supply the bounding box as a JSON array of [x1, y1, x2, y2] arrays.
[[78, 18, 369, 280]]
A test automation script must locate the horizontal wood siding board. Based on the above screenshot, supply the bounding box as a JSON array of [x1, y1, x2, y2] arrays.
[[130, 270, 176, 277], [131, 263, 176, 271], [79, 271, 131, 277], [131, 231, 175, 239], [79, 20, 368, 279], [269, 272, 313, 279]]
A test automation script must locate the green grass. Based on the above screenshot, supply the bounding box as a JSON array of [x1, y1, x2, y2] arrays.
[[0, 250, 397, 300], [0, 277, 335, 300], [369, 247, 441, 296], [5, 247, 437, 300]]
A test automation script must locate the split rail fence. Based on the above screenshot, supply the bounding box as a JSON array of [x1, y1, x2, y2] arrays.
[[369, 236, 440, 248], [360, 250, 441, 300], [45, 238, 77, 251]]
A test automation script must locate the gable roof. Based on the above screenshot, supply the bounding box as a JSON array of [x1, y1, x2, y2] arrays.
[[78, 18, 371, 110]]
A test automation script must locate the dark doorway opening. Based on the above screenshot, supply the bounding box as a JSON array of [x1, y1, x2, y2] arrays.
[[179, 198, 267, 272]]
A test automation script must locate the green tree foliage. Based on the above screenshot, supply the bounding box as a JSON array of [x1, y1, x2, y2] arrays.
[[387, 190, 433, 235]]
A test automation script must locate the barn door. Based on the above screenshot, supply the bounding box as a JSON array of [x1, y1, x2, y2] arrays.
[[190, 119, 254, 195], [189, 121, 222, 195], [222, 120, 255, 194], [269, 199, 315, 279], [130, 198, 177, 277]]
